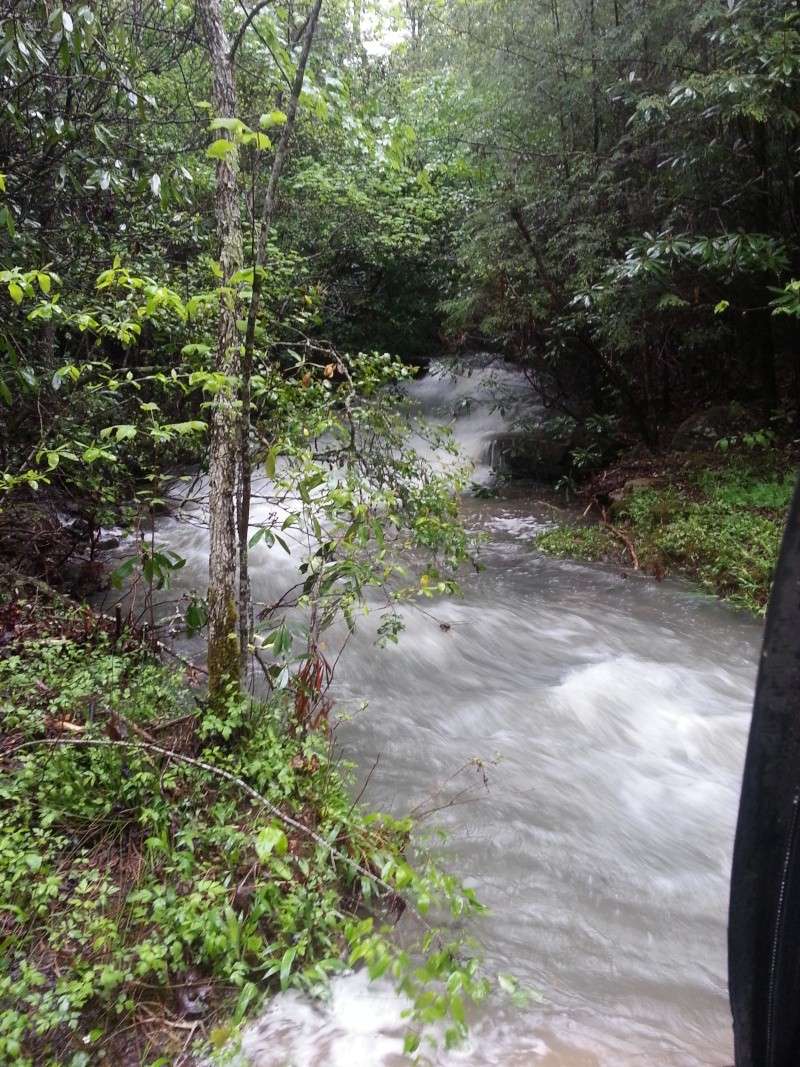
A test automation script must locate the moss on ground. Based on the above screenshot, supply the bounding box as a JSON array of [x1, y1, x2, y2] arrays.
[[536, 453, 795, 614]]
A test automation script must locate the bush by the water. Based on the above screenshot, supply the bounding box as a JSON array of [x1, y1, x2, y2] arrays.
[[0, 595, 489, 1066], [536, 459, 794, 614]]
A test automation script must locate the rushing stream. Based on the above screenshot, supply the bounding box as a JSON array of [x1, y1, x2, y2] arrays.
[[133, 358, 763, 1065]]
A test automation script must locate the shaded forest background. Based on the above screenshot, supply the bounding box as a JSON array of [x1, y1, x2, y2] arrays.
[[1, 2, 799, 1063], [3, 0, 800, 517]]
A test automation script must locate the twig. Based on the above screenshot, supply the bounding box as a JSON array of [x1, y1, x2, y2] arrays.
[[229, 0, 274, 60], [600, 518, 640, 570], [347, 753, 380, 817]]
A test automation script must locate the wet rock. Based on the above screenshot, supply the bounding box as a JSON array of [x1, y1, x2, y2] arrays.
[[62, 558, 109, 597], [671, 404, 750, 452], [489, 430, 572, 480], [67, 516, 91, 539], [610, 475, 661, 512], [401, 352, 431, 373], [609, 476, 658, 506]]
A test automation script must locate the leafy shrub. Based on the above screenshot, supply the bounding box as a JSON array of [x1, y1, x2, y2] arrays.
[[537, 459, 792, 612], [0, 614, 494, 1065]]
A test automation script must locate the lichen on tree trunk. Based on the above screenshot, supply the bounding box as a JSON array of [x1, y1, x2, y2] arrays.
[[197, 0, 244, 704]]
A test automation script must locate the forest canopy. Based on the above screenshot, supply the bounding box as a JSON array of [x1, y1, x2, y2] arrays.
[[1, 0, 799, 1063], [2, 0, 799, 487]]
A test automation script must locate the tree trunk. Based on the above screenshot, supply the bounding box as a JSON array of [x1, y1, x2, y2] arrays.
[[198, 0, 245, 703], [236, 0, 323, 672]]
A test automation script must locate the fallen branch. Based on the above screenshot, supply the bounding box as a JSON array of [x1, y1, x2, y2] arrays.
[[3, 735, 430, 927], [600, 517, 640, 570]]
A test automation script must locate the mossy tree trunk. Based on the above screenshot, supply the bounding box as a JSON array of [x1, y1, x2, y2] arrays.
[[237, 0, 322, 673], [198, 0, 244, 703]]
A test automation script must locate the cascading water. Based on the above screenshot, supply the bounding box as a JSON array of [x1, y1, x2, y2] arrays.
[[130, 357, 761, 1065]]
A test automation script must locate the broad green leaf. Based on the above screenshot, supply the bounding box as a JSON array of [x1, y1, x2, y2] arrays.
[[260, 110, 287, 129], [168, 420, 207, 435], [241, 131, 271, 150], [450, 993, 466, 1026], [111, 557, 138, 587], [206, 138, 237, 159], [0, 206, 15, 237], [209, 116, 248, 134], [264, 447, 279, 478], [403, 1033, 420, 1054], [254, 825, 288, 862]]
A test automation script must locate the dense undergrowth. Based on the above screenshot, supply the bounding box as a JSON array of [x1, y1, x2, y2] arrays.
[[0, 588, 490, 1066], [536, 453, 795, 614]]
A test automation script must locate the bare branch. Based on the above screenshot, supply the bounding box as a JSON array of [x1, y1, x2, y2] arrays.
[[229, 0, 275, 61]]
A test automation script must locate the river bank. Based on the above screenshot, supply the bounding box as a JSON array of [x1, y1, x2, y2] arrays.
[[535, 447, 796, 615], [0, 357, 770, 1065], [0, 578, 484, 1066]]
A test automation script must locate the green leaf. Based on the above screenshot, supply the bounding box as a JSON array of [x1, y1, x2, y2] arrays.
[[260, 109, 287, 129], [264, 447, 279, 479], [181, 343, 211, 357], [206, 138, 237, 159], [0, 206, 15, 237], [185, 596, 208, 636], [37, 272, 51, 294], [209, 116, 248, 134], [111, 557, 138, 587], [83, 446, 116, 464], [254, 825, 288, 862], [25, 853, 43, 872], [241, 131, 272, 150], [248, 527, 269, 548], [168, 420, 207, 435], [279, 946, 297, 989], [450, 992, 466, 1026], [8, 281, 23, 305], [403, 1032, 420, 1055]]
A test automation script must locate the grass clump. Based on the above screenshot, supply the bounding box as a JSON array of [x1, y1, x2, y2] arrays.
[[534, 524, 617, 563], [0, 595, 491, 1066], [536, 456, 794, 613]]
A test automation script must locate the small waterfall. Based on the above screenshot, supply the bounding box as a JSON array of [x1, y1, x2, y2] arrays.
[[403, 354, 541, 482]]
